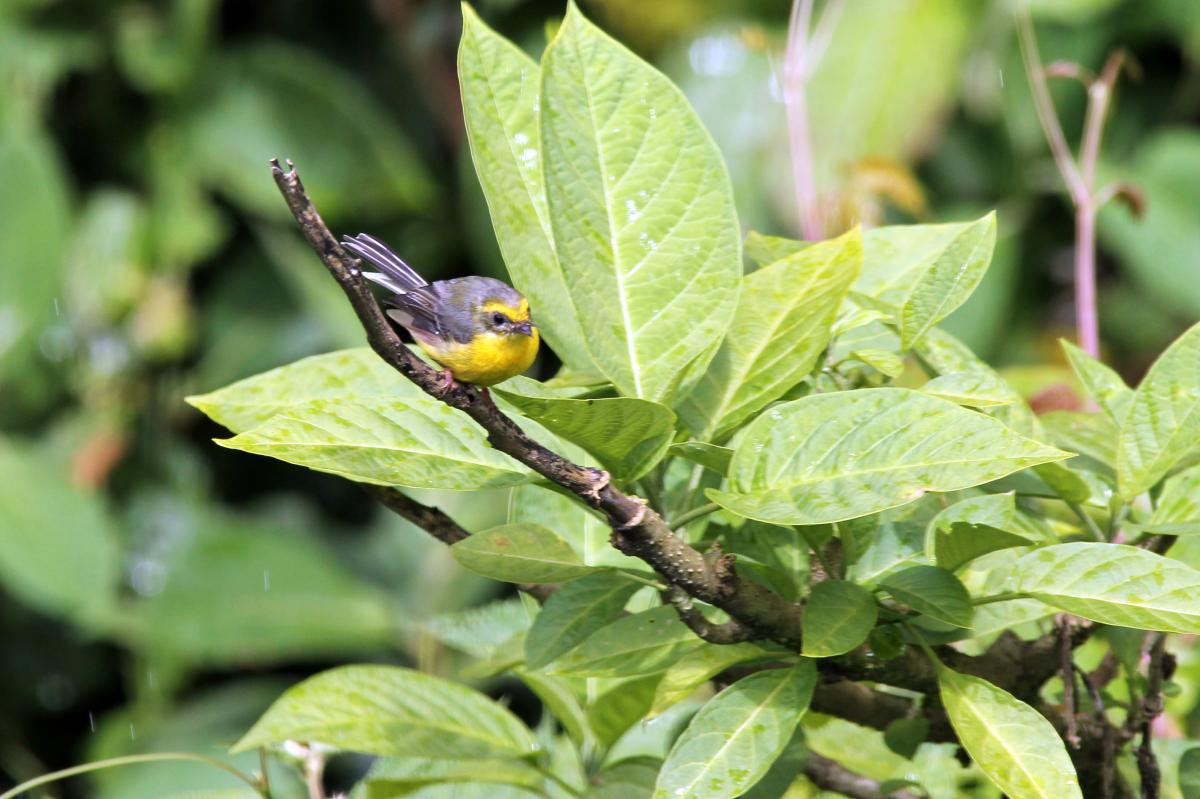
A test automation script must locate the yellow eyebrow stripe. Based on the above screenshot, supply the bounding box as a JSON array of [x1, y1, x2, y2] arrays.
[[482, 298, 530, 321]]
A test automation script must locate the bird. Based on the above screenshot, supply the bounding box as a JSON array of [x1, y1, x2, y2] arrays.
[[340, 233, 539, 391]]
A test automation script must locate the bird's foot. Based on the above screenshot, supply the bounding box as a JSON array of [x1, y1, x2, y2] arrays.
[[433, 368, 459, 398]]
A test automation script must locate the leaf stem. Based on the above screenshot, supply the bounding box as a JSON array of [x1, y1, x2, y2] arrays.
[[670, 502, 721, 530], [901, 621, 941, 667], [971, 591, 1026, 606], [1068, 501, 1106, 541], [0, 753, 264, 799]]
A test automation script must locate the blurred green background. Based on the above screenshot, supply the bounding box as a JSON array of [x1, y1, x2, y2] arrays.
[[1, 0, 1198, 795]]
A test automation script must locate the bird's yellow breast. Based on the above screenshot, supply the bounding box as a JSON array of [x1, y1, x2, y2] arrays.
[[420, 329, 540, 386]]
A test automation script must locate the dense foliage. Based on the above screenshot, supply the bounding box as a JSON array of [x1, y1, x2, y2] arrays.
[[4, 0, 1200, 798]]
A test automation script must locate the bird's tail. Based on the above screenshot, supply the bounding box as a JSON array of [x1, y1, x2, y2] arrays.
[[341, 233, 427, 292]]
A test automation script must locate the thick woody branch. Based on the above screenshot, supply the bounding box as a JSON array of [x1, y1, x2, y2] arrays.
[[803, 754, 920, 799], [270, 159, 804, 647]]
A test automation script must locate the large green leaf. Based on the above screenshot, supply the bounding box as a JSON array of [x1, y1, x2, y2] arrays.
[[879, 565, 972, 627], [926, 494, 1033, 572], [184, 41, 430, 219], [363, 755, 544, 798], [588, 675, 661, 746], [1150, 464, 1200, 531], [0, 121, 71, 414], [507, 484, 642, 569], [1117, 321, 1200, 499], [650, 643, 776, 715], [451, 524, 599, 584], [1100, 131, 1200, 319], [585, 758, 660, 799], [233, 665, 537, 758], [215, 397, 532, 490], [457, 6, 591, 371], [137, 514, 393, 664], [938, 665, 1082, 799], [187, 348, 408, 433], [495, 381, 675, 480], [1017, 543, 1200, 632], [709, 388, 1069, 525], [678, 228, 862, 439], [525, 571, 640, 668], [0, 438, 118, 630], [653, 661, 816, 799], [912, 327, 1040, 438], [548, 605, 701, 678], [540, 4, 740, 402], [801, 581, 878, 657], [920, 371, 1015, 408], [1061, 339, 1132, 424], [872, 214, 997, 350]]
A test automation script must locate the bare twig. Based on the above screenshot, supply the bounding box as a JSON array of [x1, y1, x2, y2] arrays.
[[1135, 634, 1167, 799], [269, 159, 805, 647], [803, 753, 920, 799], [784, 0, 845, 240], [1075, 664, 1116, 799], [1016, 8, 1134, 357], [663, 585, 755, 644], [1060, 616, 1081, 748]]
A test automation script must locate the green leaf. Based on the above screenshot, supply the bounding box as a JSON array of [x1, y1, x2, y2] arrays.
[[651, 643, 776, 716], [678, 228, 862, 439], [743, 231, 810, 267], [1017, 543, 1200, 633], [457, 6, 592, 372], [233, 665, 537, 758], [0, 438, 118, 629], [709, 388, 1070, 525], [137, 514, 393, 664], [588, 675, 661, 746], [1151, 464, 1200, 529], [892, 214, 996, 349], [850, 348, 906, 378], [451, 523, 598, 584], [516, 670, 588, 746], [880, 565, 972, 627], [1180, 747, 1200, 799], [937, 665, 1082, 799], [185, 42, 430, 219], [1117, 321, 1200, 499], [928, 495, 1033, 572], [921, 371, 1015, 408], [1040, 411, 1118, 468], [188, 348, 410, 433], [215, 397, 533, 490], [585, 758, 660, 799], [801, 581, 878, 657], [653, 661, 816, 799], [424, 600, 533, 660], [364, 755, 545, 797], [508, 485, 642, 569], [0, 122, 70, 414], [525, 571, 640, 668], [548, 606, 701, 678], [540, 4, 740, 402], [670, 442, 733, 476], [1061, 339, 1133, 424], [1100, 131, 1200, 320], [494, 384, 675, 480], [883, 718, 929, 760], [913, 327, 1040, 438]]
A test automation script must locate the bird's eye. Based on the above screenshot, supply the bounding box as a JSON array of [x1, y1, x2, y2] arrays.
[[491, 312, 507, 326]]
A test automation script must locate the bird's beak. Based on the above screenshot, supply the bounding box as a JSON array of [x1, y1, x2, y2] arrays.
[[514, 321, 534, 337]]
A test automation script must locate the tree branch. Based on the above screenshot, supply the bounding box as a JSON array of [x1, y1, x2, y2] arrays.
[[662, 585, 754, 644], [803, 753, 920, 799], [269, 158, 805, 647]]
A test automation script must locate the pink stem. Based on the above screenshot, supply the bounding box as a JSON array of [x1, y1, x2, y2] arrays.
[[1075, 203, 1100, 358]]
